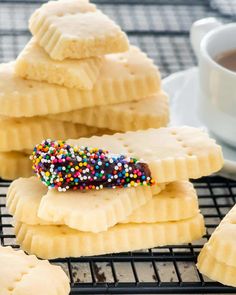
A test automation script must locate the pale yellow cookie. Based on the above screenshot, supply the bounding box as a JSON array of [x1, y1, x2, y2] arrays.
[[7, 176, 163, 226], [122, 181, 199, 223], [0, 151, 32, 180], [0, 117, 99, 152], [203, 224, 236, 268], [50, 91, 169, 131], [15, 213, 205, 259], [7, 176, 163, 232], [197, 245, 236, 288], [0, 246, 70, 295], [38, 184, 163, 232], [197, 204, 236, 287], [15, 38, 104, 89], [197, 204, 236, 270], [0, 48, 160, 117], [29, 0, 129, 60], [68, 126, 224, 183]]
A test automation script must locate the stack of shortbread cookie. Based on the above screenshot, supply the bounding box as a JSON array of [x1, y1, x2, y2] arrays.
[[7, 126, 224, 259], [0, 0, 169, 180]]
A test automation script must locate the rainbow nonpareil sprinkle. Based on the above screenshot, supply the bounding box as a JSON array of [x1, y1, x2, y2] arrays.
[[30, 139, 155, 192]]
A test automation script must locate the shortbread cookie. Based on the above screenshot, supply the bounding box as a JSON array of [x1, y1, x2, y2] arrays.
[[197, 204, 236, 287], [50, 92, 169, 131], [39, 186, 153, 231], [203, 225, 236, 268], [0, 48, 160, 117], [198, 204, 236, 270], [0, 246, 70, 294], [122, 181, 199, 223], [38, 183, 163, 233], [41, 181, 196, 229], [15, 213, 205, 259], [7, 176, 162, 232], [16, 38, 104, 89], [68, 126, 224, 183], [29, 1, 129, 60], [198, 246, 236, 288], [0, 151, 32, 180], [30, 127, 223, 193], [7, 176, 163, 226], [0, 117, 99, 152]]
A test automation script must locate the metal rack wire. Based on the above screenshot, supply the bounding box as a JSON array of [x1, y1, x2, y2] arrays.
[[0, 0, 236, 294], [1, 177, 236, 293]]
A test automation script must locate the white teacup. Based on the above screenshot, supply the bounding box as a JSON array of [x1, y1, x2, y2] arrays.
[[190, 18, 236, 147]]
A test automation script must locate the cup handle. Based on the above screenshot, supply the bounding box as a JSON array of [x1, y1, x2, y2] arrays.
[[190, 17, 222, 60]]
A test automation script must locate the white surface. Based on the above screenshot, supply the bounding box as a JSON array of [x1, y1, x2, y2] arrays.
[[163, 67, 236, 180]]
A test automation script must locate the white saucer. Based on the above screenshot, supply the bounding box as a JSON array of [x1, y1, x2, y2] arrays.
[[163, 67, 236, 180]]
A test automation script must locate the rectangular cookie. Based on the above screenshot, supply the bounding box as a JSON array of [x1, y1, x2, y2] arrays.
[[21, 179, 198, 231], [7, 177, 199, 230], [15, 38, 104, 90], [49, 91, 169, 131], [68, 126, 224, 183], [7, 176, 163, 232], [0, 47, 160, 117], [29, 0, 129, 60], [15, 213, 205, 259], [37, 180, 199, 232], [0, 117, 101, 152]]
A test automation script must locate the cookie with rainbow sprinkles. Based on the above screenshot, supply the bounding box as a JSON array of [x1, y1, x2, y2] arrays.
[[7, 127, 224, 257], [31, 139, 155, 192]]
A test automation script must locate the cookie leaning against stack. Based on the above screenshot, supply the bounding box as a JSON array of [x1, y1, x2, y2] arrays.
[[197, 204, 236, 287], [6, 126, 224, 259], [0, 0, 170, 180]]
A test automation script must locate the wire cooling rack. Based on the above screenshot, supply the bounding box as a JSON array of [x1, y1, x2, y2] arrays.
[[0, 0, 236, 294], [1, 176, 236, 294]]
